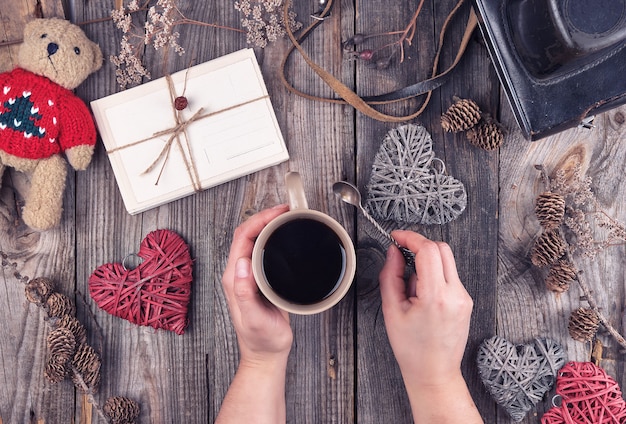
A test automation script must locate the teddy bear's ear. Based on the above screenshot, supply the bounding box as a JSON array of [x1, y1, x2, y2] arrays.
[[91, 41, 103, 73], [22, 18, 46, 41]]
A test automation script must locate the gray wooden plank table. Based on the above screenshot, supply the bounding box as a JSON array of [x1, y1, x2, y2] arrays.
[[1, 0, 625, 422]]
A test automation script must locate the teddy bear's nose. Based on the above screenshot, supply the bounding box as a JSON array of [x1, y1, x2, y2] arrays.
[[47, 42, 58, 56]]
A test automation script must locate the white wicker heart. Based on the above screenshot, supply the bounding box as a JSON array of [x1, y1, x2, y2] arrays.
[[366, 124, 467, 225]]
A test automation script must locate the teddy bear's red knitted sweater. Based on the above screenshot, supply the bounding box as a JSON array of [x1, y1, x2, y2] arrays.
[[0, 68, 96, 160]]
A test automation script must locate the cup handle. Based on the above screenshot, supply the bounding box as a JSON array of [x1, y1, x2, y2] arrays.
[[285, 172, 309, 210]]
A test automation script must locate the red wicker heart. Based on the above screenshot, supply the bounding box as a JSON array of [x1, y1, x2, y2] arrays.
[[541, 361, 626, 423], [89, 229, 193, 335]]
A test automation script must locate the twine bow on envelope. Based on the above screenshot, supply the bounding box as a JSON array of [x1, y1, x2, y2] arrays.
[[105, 73, 269, 191]]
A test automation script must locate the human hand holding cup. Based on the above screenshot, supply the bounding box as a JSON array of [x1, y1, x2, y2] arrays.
[[251, 172, 357, 314]]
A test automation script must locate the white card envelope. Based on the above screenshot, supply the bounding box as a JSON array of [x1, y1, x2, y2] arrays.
[[91, 48, 289, 215]]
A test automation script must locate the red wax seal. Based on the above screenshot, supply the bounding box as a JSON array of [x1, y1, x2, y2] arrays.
[[174, 96, 188, 110]]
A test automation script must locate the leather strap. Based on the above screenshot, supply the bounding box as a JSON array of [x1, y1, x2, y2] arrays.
[[280, 0, 478, 122]]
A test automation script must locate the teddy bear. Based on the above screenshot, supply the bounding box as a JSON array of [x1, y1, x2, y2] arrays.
[[0, 18, 102, 230]]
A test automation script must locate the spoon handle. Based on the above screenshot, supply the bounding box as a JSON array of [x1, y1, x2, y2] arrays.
[[359, 206, 415, 267], [397, 246, 416, 268]]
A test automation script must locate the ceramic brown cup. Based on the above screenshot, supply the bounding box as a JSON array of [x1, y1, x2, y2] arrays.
[[251, 172, 356, 314]]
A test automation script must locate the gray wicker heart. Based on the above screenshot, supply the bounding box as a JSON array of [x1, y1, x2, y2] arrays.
[[477, 336, 566, 422], [365, 124, 467, 225]]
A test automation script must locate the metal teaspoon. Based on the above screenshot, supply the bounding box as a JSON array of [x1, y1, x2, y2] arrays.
[[333, 181, 415, 267]]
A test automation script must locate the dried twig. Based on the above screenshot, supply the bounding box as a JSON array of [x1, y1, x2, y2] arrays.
[[535, 164, 626, 351], [0, 251, 29, 284], [0, 250, 138, 423], [570, 263, 626, 350], [72, 367, 109, 422], [0, 39, 23, 48], [342, 0, 427, 68]]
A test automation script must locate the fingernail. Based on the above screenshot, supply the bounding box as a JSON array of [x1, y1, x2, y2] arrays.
[[272, 203, 289, 210], [386, 245, 396, 260], [235, 257, 250, 278]]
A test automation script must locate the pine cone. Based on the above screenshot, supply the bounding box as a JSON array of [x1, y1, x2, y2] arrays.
[[46, 292, 76, 318], [44, 327, 75, 384], [530, 230, 567, 267], [72, 344, 101, 392], [441, 98, 481, 132], [25, 277, 55, 305], [53, 314, 87, 346], [568, 307, 600, 342], [535, 191, 566, 230], [545, 259, 577, 293], [47, 327, 76, 365], [466, 120, 504, 150], [104, 396, 141, 424], [44, 358, 69, 383]]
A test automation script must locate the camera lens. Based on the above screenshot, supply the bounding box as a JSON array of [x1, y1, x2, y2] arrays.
[[507, 0, 626, 77], [552, 0, 626, 53], [566, 0, 625, 36]]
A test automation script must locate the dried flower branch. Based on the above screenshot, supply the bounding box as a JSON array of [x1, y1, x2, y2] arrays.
[[0, 250, 140, 423], [110, 0, 244, 89], [342, 0, 426, 69], [532, 164, 626, 351], [549, 164, 626, 258], [234, 0, 302, 48]]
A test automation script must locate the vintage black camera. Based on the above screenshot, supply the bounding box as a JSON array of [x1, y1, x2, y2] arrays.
[[472, 0, 626, 140]]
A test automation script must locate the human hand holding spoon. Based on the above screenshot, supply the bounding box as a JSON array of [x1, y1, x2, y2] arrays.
[[333, 181, 415, 267]]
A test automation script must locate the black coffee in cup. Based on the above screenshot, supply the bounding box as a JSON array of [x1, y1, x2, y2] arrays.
[[262, 218, 347, 305]]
